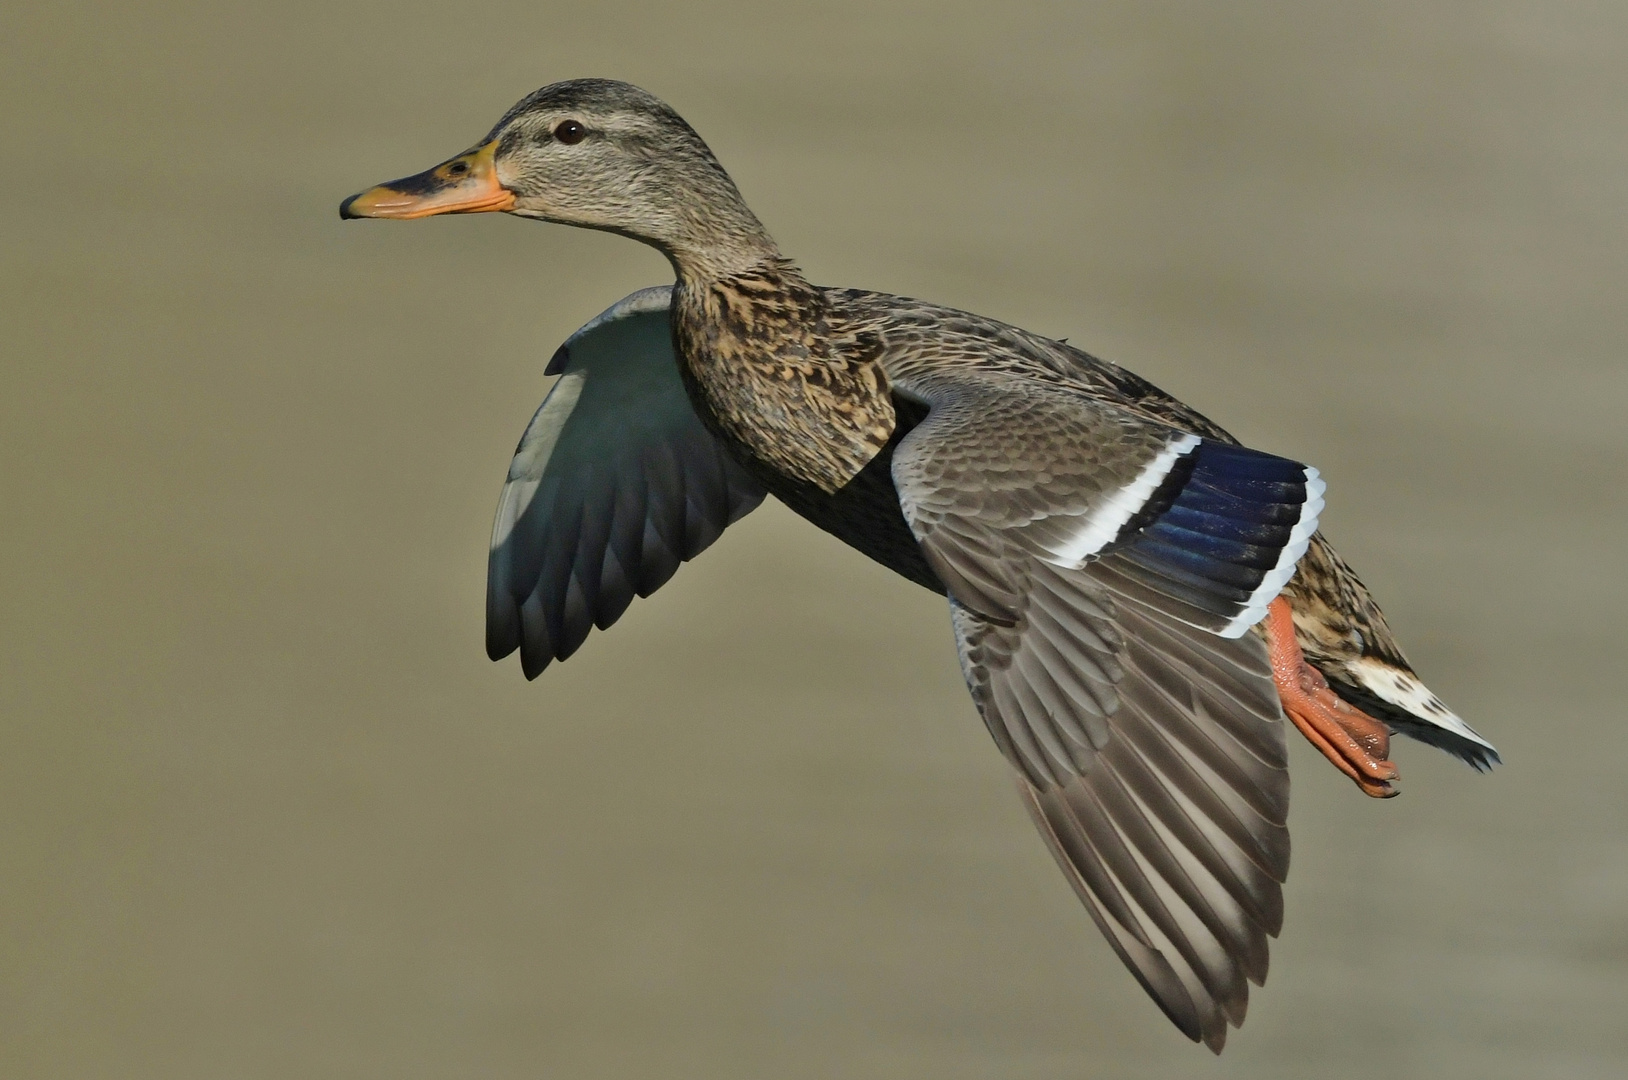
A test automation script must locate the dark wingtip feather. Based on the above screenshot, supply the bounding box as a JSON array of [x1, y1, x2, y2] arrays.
[[519, 635, 553, 680], [517, 595, 555, 679], [486, 618, 521, 663], [486, 579, 523, 661], [592, 547, 638, 631]]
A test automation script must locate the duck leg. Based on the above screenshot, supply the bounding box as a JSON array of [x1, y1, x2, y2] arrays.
[[1264, 597, 1399, 798]]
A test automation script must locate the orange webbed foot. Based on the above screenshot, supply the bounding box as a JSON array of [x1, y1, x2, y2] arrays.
[[1264, 597, 1400, 798]]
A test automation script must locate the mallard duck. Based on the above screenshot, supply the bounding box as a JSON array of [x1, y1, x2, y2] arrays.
[[341, 79, 1498, 1052]]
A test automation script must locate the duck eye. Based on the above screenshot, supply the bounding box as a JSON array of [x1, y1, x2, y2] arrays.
[[446, 160, 469, 176], [553, 119, 586, 145]]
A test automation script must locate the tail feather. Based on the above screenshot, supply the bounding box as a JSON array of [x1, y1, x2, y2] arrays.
[[1335, 658, 1501, 771]]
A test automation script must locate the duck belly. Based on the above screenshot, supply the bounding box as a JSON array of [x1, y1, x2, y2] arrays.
[[738, 431, 947, 597]]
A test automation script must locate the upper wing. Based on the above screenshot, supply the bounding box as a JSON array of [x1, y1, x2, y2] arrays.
[[892, 369, 1323, 640], [891, 368, 1323, 1051], [487, 287, 765, 677]]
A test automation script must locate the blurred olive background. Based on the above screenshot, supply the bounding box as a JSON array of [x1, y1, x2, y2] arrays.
[[3, 2, 1625, 1077]]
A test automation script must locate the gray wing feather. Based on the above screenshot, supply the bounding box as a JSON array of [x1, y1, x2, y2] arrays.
[[897, 371, 1292, 1052], [488, 288, 765, 677]]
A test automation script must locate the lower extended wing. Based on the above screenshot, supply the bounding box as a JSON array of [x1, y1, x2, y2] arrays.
[[891, 366, 1323, 1051]]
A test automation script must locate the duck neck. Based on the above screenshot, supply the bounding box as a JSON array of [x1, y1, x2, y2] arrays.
[[647, 157, 785, 282], [669, 259, 897, 495], [661, 218, 784, 283]]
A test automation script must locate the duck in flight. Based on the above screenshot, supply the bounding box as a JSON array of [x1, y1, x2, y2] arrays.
[[342, 78, 1497, 1052]]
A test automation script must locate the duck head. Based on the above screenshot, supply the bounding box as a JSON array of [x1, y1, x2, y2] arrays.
[[341, 78, 780, 277]]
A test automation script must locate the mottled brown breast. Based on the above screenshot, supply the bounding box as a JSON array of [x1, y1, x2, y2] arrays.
[[671, 268, 897, 494]]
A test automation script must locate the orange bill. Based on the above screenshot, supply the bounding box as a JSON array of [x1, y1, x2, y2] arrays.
[[340, 140, 515, 219]]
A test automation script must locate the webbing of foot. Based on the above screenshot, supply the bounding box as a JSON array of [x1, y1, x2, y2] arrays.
[[1264, 597, 1399, 798]]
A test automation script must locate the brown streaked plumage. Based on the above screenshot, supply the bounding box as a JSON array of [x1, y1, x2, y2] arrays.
[[342, 78, 1498, 1053], [672, 267, 897, 493]]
